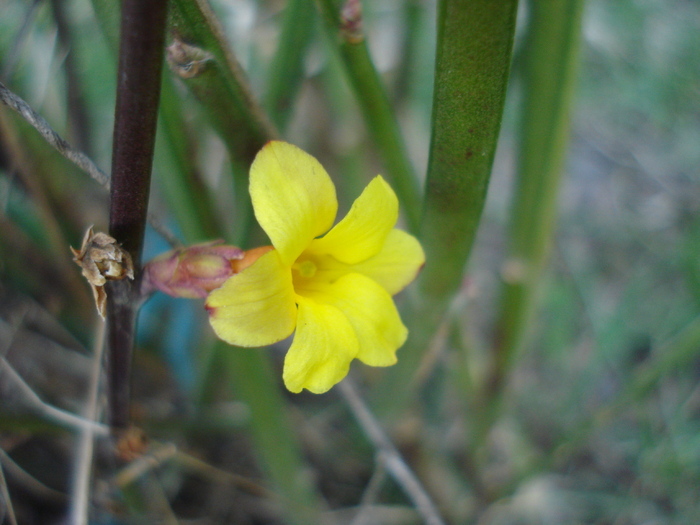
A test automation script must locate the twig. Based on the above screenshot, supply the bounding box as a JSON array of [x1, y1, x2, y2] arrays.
[[67, 321, 106, 525], [115, 447, 180, 524], [0, 356, 109, 436], [338, 380, 446, 525], [113, 441, 271, 498], [0, 81, 179, 247], [174, 450, 272, 498], [106, 0, 169, 431], [0, 306, 103, 436], [113, 443, 179, 487], [0, 80, 109, 187]]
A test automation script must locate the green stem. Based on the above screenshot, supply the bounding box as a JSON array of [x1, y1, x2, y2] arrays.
[[315, 0, 421, 233], [107, 0, 169, 431], [373, 0, 519, 418], [265, 0, 316, 132], [167, 0, 276, 245], [392, 0, 422, 106], [486, 0, 585, 404], [168, 0, 276, 162]]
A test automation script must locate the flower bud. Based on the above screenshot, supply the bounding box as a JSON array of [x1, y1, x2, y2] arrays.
[[142, 241, 244, 299]]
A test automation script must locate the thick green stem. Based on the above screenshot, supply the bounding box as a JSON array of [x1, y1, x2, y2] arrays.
[[107, 0, 169, 431], [373, 0, 519, 417], [167, 0, 276, 245]]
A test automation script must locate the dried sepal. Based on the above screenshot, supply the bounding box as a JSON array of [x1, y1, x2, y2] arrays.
[[166, 37, 213, 79], [71, 226, 135, 318], [114, 426, 149, 462]]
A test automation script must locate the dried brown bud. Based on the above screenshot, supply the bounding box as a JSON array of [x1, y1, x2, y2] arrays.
[[71, 226, 134, 318], [114, 426, 149, 462], [166, 37, 214, 79]]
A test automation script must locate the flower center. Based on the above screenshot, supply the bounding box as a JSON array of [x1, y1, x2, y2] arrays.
[[294, 259, 317, 278]]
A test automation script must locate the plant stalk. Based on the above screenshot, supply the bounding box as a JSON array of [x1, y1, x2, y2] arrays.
[[107, 0, 169, 432], [373, 0, 519, 418], [486, 0, 585, 403], [315, 0, 421, 233]]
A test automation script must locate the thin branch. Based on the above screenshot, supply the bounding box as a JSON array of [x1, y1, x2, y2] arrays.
[[0, 356, 109, 436], [338, 380, 446, 525], [173, 450, 272, 498], [114, 440, 272, 499], [67, 321, 107, 525], [0, 80, 109, 187], [113, 442, 178, 487], [0, 81, 179, 247], [0, 312, 107, 435]]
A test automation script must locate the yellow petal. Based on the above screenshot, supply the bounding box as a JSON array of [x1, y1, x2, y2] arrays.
[[310, 176, 398, 265], [351, 229, 425, 295], [249, 141, 338, 266], [283, 296, 358, 394], [300, 273, 407, 367], [207, 250, 297, 347]]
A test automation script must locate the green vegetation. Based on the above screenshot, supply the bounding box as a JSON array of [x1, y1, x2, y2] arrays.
[[0, 0, 699, 522]]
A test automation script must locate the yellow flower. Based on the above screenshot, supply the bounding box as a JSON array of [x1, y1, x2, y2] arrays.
[[206, 141, 425, 393]]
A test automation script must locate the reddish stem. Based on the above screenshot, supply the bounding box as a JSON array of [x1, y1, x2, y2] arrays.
[[107, 0, 169, 432]]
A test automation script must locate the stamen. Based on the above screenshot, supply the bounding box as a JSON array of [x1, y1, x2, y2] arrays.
[[294, 259, 317, 278]]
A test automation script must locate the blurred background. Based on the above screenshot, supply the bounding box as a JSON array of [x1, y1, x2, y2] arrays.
[[1, 0, 699, 523]]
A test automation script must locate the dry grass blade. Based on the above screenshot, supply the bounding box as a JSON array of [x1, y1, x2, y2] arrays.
[[0, 81, 179, 247], [0, 81, 109, 188], [339, 380, 445, 525], [0, 356, 109, 436], [67, 322, 106, 525]]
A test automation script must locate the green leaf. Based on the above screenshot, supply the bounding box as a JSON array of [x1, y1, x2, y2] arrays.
[[374, 0, 519, 417]]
